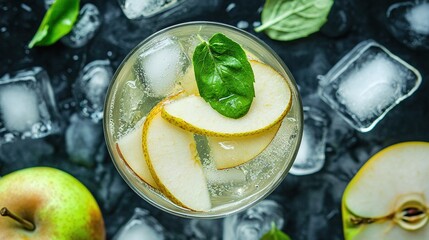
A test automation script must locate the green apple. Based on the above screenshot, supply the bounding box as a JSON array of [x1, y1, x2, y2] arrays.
[[342, 142, 429, 239], [0, 167, 105, 239]]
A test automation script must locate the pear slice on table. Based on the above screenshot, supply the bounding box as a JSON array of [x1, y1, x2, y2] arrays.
[[161, 60, 292, 137], [342, 141, 429, 240], [116, 118, 158, 189], [142, 100, 211, 211], [208, 123, 281, 169]]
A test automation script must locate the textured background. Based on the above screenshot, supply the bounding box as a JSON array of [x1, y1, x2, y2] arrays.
[[0, 0, 428, 239]]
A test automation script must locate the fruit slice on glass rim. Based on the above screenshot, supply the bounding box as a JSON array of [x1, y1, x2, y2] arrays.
[[161, 60, 292, 137], [116, 118, 158, 189], [342, 141, 429, 240], [142, 99, 211, 212], [208, 123, 281, 169]]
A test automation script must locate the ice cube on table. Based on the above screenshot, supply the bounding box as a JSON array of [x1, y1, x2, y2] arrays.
[[74, 60, 112, 122], [65, 114, 103, 167], [387, 1, 429, 49], [318, 40, 421, 132], [135, 38, 189, 97], [290, 107, 329, 176], [184, 219, 223, 240], [0, 67, 61, 144], [113, 208, 165, 240], [223, 200, 284, 240], [118, 0, 182, 19], [61, 4, 101, 48]]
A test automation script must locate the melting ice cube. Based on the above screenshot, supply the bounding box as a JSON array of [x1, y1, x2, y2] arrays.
[[118, 0, 182, 19], [318, 40, 421, 132], [135, 38, 189, 97], [290, 107, 329, 176], [74, 60, 112, 122], [61, 4, 102, 48], [0, 67, 61, 144], [223, 200, 284, 240], [65, 114, 103, 167], [113, 208, 165, 240], [387, 1, 429, 49]]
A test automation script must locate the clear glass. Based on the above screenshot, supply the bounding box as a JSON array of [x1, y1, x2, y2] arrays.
[[103, 22, 303, 218], [318, 40, 422, 132]]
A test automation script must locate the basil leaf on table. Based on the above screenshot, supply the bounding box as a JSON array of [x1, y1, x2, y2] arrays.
[[29, 0, 80, 48], [261, 222, 292, 240], [192, 33, 255, 119], [255, 0, 334, 41]]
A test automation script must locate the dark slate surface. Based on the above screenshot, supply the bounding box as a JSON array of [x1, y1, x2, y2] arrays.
[[1, 0, 428, 239]]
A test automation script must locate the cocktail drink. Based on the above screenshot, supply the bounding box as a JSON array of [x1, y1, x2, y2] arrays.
[[104, 22, 303, 218]]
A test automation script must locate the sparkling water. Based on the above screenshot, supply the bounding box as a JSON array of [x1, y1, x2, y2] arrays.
[[105, 24, 302, 215], [318, 40, 421, 132], [0, 67, 61, 144], [290, 106, 329, 175], [223, 200, 284, 240], [74, 60, 112, 122], [113, 208, 165, 240], [61, 3, 102, 48]]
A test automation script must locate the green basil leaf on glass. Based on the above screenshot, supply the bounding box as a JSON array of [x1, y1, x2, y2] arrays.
[[255, 0, 334, 41], [29, 0, 80, 48], [192, 33, 255, 119]]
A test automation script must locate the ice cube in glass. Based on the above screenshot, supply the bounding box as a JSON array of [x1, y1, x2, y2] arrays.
[[318, 40, 421, 132], [0, 67, 61, 144]]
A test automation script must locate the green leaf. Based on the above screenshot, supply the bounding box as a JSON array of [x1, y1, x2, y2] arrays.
[[261, 222, 292, 240], [255, 0, 334, 41], [28, 0, 80, 48], [192, 33, 255, 119]]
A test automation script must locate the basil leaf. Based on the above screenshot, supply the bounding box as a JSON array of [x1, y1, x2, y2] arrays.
[[192, 33, 255, 119], [29, 0, 80, 48], [255, 0, 334, 41], [261, 222, 292, 240]]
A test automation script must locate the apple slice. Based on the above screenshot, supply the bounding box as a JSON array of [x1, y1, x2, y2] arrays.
[[161, 60, 292, 137], [342, 141, 429, 240], [142, 101, 211, 211], [116, 118, 158, 189], [208, 123, 281, 169]]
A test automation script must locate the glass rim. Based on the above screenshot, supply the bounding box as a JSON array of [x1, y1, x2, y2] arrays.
[[103, 21, 303, 219]]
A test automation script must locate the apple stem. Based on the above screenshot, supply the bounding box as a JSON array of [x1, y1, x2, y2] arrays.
[[0, 207, 35, 231]]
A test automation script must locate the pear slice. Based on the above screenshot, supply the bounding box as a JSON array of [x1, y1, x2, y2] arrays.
[[142, 101, 211, 211], [116, 118, 158, 189], [342, 141, 429, 239], [161, 60, 292, 137], [208, 123, 281, 169]]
